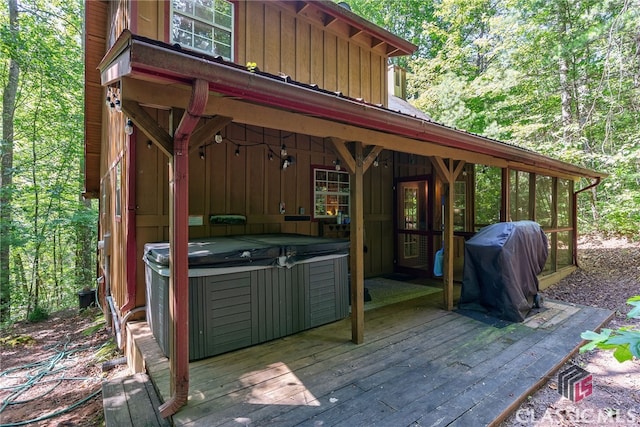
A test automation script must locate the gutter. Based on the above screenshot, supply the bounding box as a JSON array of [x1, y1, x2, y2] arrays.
[[572, 177, 602, 267], [121, 127, 137, 313]]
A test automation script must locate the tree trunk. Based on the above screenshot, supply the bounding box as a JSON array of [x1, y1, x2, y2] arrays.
[[0, 0, 19, 323]]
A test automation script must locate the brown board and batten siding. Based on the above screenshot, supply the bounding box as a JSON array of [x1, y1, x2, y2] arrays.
[[235, 1, 388, 105]]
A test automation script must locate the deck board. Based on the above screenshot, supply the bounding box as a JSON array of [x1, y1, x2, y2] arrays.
[[134, 294, 612, 427]]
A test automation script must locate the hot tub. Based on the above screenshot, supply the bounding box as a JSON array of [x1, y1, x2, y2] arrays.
[[144, 234, 350, 360]]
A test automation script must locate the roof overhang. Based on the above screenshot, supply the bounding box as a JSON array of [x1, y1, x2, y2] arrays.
[[98, 31, 606, 181]]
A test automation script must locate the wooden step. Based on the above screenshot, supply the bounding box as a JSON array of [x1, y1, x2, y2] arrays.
[[102, 373, 171, 426]]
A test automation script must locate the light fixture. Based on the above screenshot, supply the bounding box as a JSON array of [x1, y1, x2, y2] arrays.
[[147, 141, 152, 149], [280, 144, 287, 156], [235, 147, 240, 157], [373, 156, 379, 167], [124, 118, 134, 135], [214, 132, 223, 143], [199, 148, 205, 160], [333, 158, 341, 171], [282, 155, 294, 170], [268, 152, 274, 161]]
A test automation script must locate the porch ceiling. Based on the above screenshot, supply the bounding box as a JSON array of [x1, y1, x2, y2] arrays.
[[98, 30, 606, 182]]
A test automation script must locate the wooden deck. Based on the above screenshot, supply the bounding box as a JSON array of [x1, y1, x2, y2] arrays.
[[131, 290, 612, 426]]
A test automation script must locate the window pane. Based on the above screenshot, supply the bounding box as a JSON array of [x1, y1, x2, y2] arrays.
[[194, 0, 214, 22]]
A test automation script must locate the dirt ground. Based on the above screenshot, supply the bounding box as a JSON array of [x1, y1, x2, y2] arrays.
[[0, 235, 638, 427], [500, 236, 640, 426]]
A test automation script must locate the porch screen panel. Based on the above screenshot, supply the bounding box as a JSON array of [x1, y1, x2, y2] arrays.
[[535, 175, 553, 227], [474, 165, 501, 230], [542, 232, 554, 274], [453, 181, 466, 231], [557, 231, 573, 268], [509, 170, 531, 221], [557, 178, 572, 227]]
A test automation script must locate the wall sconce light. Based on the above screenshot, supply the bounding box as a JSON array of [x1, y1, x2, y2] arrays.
[[268, 152, 274, 161], [124, 118, 134, 135], [214, 132, 223, 143], [199, 148, 205, 160], [280, 144, 287, 156], [282, 155, 294, 170], [147, 141, 152, 149], [235, 147, 240, 157], [333, 158, 341, 171], [373, 156, 379, 167]]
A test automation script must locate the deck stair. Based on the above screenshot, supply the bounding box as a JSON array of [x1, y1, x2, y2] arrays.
[[102, 373, 171, 426]]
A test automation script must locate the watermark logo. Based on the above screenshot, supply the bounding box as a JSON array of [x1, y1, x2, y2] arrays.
[[558, 365, 592, 402]]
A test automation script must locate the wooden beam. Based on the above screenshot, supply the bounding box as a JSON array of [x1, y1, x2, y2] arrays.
[[432, 156, 451, 182], [189, 115, 233, 154], [350, 141, 365, 344], [452, 160, 467, 181], [121, 80, 510, 169], [362, 145, 383, 173], [121, 100, 173, 157], [328, 137, 356, 174]]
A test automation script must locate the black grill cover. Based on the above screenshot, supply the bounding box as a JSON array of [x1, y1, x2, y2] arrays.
[[458, 221, 548, 322]]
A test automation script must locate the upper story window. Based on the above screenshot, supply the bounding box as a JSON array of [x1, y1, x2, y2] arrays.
[[172, 0, 234, 60]]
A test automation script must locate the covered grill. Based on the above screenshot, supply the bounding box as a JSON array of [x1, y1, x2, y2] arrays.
[[458, 221, 548, 322]]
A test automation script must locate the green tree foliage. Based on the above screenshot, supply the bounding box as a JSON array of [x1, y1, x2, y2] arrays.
[[0, 0, 97, 323], [348, 0, 640, 237], [581, 296, 640, 363]]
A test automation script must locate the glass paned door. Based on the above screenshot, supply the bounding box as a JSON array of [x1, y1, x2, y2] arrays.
[[396, 180, 429, 273]]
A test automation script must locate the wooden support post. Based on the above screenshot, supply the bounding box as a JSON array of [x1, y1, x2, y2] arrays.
[[431, 157, 465, 311], [350, 141, 365, 344], [444, 174, 455, 311], [160, 79, 209, 418]]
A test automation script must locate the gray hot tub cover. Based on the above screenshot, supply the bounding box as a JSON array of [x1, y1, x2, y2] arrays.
[[458, 221, 549, 322]]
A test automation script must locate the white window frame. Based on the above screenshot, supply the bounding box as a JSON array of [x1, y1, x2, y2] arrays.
[[313, 167, 350, 220], [171, 0, 234, 61]]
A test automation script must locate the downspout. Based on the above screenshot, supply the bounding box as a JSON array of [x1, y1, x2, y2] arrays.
[[572, 177, 601, 268], [158, 78, 209, 419], [121, 125, 137, 313]]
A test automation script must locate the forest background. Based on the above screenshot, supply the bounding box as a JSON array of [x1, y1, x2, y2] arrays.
[[1, 0, 639, 324]]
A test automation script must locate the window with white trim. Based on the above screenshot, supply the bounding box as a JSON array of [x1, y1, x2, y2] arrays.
[[313, 168, 350, 219], [172, 0, 234, 60]]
